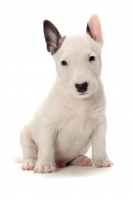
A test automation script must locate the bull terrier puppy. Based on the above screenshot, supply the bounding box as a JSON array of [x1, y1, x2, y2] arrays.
[[20, 15, 113, 173]]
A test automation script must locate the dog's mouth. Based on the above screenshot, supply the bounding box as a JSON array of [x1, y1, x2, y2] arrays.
[[77, 92, 90, 98], [79, 92, 88, 95]]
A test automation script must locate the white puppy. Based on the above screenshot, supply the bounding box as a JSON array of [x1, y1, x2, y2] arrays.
[[20, 15, 113, 173]]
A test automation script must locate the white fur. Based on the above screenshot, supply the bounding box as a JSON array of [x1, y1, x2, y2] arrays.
[[19, 15, 113, 173]]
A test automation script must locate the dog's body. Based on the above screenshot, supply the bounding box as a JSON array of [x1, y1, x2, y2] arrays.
[[20, 15, 113, 173]]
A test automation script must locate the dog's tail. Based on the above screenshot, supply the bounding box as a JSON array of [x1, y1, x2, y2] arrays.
[[14, 157, 23, 163]]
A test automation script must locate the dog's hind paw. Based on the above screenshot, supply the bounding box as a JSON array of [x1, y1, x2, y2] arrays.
[[69, 155, 93, 166]]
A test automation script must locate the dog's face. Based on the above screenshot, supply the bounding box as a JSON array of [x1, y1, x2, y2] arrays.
[[43, 15, 103, 98], [53, 34, 102, 98]]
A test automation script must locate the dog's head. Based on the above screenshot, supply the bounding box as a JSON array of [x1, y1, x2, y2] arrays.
[[43, 15, 103, 98]]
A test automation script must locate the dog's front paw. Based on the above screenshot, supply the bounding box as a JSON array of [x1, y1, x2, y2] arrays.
[[93, 157, 113, 168], [34, 162, 57, 173], [22, 158, 37, 170]]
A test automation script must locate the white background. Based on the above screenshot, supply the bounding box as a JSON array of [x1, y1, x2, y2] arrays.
[[0, 0, 133, 199]]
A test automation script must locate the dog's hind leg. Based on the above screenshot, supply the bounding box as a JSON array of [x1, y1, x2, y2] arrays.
[[20, 125, 38, 170], [69, 155, 92, 166]]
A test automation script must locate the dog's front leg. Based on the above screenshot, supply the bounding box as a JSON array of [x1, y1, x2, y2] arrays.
[[92, 116, 113, 168], [34, 118, 57, 173]]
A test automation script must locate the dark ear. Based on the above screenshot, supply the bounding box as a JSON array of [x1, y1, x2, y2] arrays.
[[86, 14, 104, 46], [43, 20, 62, 54]]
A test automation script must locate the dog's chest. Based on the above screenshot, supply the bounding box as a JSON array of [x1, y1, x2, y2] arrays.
[[64, 110, 93, 134], [55, 103, 95, 159]]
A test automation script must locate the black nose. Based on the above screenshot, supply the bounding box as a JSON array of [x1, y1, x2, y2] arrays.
[[75, 82, 88, 93]]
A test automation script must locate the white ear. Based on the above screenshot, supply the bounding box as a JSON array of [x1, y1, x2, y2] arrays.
[[86, 14, 104, 46]]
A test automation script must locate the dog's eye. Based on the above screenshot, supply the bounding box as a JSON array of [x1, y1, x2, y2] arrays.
[[61, 61, 67, 66], [89, 56, 95, 62]]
